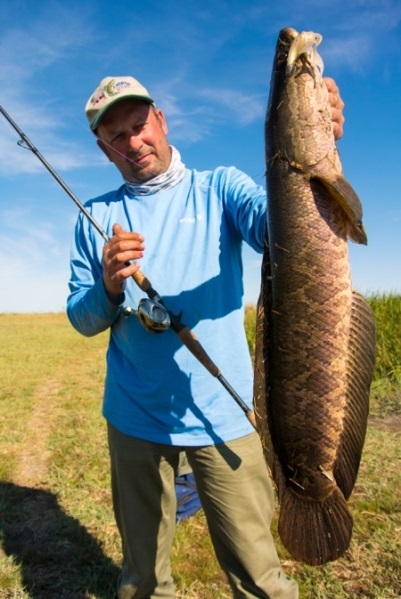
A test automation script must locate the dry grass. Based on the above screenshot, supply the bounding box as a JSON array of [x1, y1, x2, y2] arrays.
[[0, 311, 400, 598]]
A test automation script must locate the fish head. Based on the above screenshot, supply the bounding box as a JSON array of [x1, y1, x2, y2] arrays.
[[271, 28, 324, 78], [286, 30, 324, 77], [265, 27, 334, 170]]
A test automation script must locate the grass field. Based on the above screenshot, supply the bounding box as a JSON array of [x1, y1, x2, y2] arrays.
[[0, 296, 400, 598]]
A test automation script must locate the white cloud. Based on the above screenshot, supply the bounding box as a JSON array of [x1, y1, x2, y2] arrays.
[[0, 231, 70, 312], [0, 4, 100, 176], [198, 88, 265, 126], [0, 123, 103, 176], [322, 34, 374, 74], [0, 254, 69, 313], [149, 80, 264, 145]]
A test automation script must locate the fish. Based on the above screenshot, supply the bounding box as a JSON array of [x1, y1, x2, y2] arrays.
[[253, 27, 376, 566]]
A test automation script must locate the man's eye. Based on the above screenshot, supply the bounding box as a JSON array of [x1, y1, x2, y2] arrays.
[[111, 133, 124, 144], [133, 121, 147, 133]]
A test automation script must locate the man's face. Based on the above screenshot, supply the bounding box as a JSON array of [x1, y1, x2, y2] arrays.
[[96, 99, 172, 183]]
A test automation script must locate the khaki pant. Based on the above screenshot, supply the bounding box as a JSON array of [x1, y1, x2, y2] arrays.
[[107, 425, 298, 599]]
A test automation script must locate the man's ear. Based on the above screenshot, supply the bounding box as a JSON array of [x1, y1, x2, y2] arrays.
[[155, 108, 168, 136], [97, 138, 113, 162]]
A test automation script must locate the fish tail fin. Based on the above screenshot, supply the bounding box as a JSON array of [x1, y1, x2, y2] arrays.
[[278, 485, 353, 565]]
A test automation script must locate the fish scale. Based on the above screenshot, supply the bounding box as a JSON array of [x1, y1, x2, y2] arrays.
[[254, 27, 375, 565]]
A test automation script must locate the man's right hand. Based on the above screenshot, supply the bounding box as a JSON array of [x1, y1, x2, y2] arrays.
[[102, 223, 145, 303]]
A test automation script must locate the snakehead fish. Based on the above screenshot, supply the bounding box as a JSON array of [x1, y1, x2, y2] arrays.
[[253, 27, 375, 566]]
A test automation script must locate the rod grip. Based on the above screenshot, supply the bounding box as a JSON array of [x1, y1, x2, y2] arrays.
[[175, 326, 221, 377], [131, 269, 152, 293]]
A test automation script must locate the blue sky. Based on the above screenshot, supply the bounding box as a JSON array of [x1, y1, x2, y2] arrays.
[[1, 0, 400, 313]]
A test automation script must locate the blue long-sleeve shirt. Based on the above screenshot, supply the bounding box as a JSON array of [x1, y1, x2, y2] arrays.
[[67, 166, 266, 445]]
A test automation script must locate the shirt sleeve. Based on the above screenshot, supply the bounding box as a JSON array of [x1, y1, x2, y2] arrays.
[[221, 167, 267, 253], [66, 211, 123, 336]]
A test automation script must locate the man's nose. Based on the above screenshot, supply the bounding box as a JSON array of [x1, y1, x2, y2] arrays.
[[128, 134, 143, 152]]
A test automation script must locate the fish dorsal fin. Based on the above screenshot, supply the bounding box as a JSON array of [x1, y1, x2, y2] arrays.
[[311, 174, 368, 245]]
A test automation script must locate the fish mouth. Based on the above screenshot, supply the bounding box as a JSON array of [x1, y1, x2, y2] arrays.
[[280, 27, 324, 77]]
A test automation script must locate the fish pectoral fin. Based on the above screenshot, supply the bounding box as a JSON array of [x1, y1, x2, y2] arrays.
[[333, 291, 376, 500], [311, 174, 368, 245]]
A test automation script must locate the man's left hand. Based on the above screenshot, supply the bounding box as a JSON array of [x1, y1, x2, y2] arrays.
[[324, 77, 345, 141]]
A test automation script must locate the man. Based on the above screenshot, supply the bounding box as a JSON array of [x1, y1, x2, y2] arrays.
[[67, 75, 344, 598]]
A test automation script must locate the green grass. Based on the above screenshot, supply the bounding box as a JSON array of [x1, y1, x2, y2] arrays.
[[367, 293, 401, 380], [0, 297, 400, 598]]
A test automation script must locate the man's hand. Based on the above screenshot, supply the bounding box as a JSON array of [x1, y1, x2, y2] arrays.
[[102, 223, 145, 303], [324, 77, 345, 141]]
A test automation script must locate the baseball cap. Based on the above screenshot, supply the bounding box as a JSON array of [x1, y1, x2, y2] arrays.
[[85, 76, 154, 131]]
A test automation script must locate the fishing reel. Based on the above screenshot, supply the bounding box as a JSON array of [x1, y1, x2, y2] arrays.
[[123, 298, 171, 333]]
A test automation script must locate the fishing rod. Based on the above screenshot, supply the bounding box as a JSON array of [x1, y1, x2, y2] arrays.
[[0, 105, 257, 429]]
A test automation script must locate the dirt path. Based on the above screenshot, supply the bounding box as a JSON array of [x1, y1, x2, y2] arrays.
[[13, 380, 62, 487], [369, 413, 401, 434]]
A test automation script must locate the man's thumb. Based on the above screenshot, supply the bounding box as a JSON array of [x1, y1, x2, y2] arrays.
[[112, 223, 123, 235]]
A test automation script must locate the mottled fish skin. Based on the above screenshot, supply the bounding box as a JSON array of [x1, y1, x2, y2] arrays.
[[253, 27, 376, 566]]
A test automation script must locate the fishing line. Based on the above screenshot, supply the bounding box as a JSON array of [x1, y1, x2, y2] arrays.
[[94, 135, 163, 175], [95, 131, 267, 183], [0, 104, 257, 429], [94, 132, 266, 189]]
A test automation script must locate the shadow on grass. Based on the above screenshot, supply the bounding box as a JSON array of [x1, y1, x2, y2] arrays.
[[0, 481, 119, 598]]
